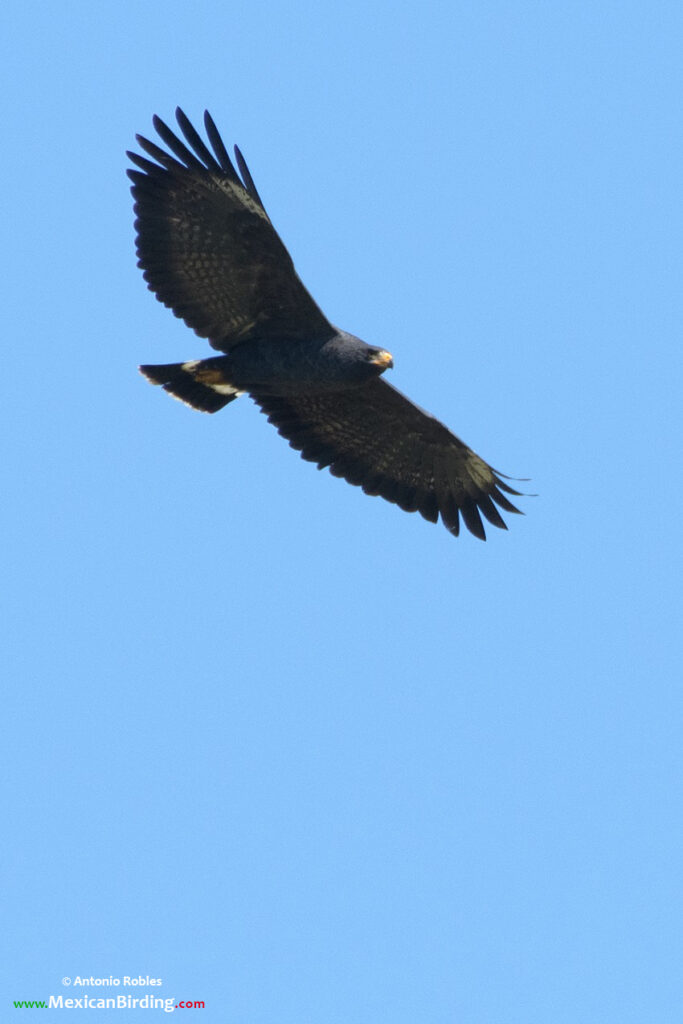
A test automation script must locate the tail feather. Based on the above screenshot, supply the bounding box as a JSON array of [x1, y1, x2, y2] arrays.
[[139, 359, 243, 413]]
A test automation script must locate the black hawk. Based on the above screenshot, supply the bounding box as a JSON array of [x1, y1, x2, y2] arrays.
[[128, 109, 524, 539]]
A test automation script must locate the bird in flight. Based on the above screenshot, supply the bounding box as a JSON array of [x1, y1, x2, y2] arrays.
[[128, 109, 524, 539]]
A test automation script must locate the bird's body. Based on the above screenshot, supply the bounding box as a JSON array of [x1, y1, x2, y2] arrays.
[[202, 332, 394, 396], [128, 109, 524, 539]]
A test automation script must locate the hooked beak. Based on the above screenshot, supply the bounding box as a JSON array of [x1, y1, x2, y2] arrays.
[[371, 349, 394, 369]]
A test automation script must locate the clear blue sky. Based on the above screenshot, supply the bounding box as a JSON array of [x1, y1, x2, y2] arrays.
[[3, 1, 681, 1021]]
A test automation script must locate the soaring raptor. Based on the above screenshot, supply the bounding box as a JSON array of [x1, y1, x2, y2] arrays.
[[128, 109, 524, 539]]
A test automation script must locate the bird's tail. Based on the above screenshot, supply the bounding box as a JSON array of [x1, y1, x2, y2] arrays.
[[139, 358, 244, 414]]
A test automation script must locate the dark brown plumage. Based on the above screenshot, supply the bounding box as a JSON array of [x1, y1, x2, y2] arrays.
[[128, 109, 525, 539]]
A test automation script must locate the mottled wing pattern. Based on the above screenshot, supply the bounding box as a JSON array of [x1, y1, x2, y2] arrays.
[[255, 379, 523, 539], [127, 109, 334, 350]]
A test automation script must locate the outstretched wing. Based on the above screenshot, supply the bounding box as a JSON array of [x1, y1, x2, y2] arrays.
[[255, 379, 523, 539], [127, 109, 334, 351]]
